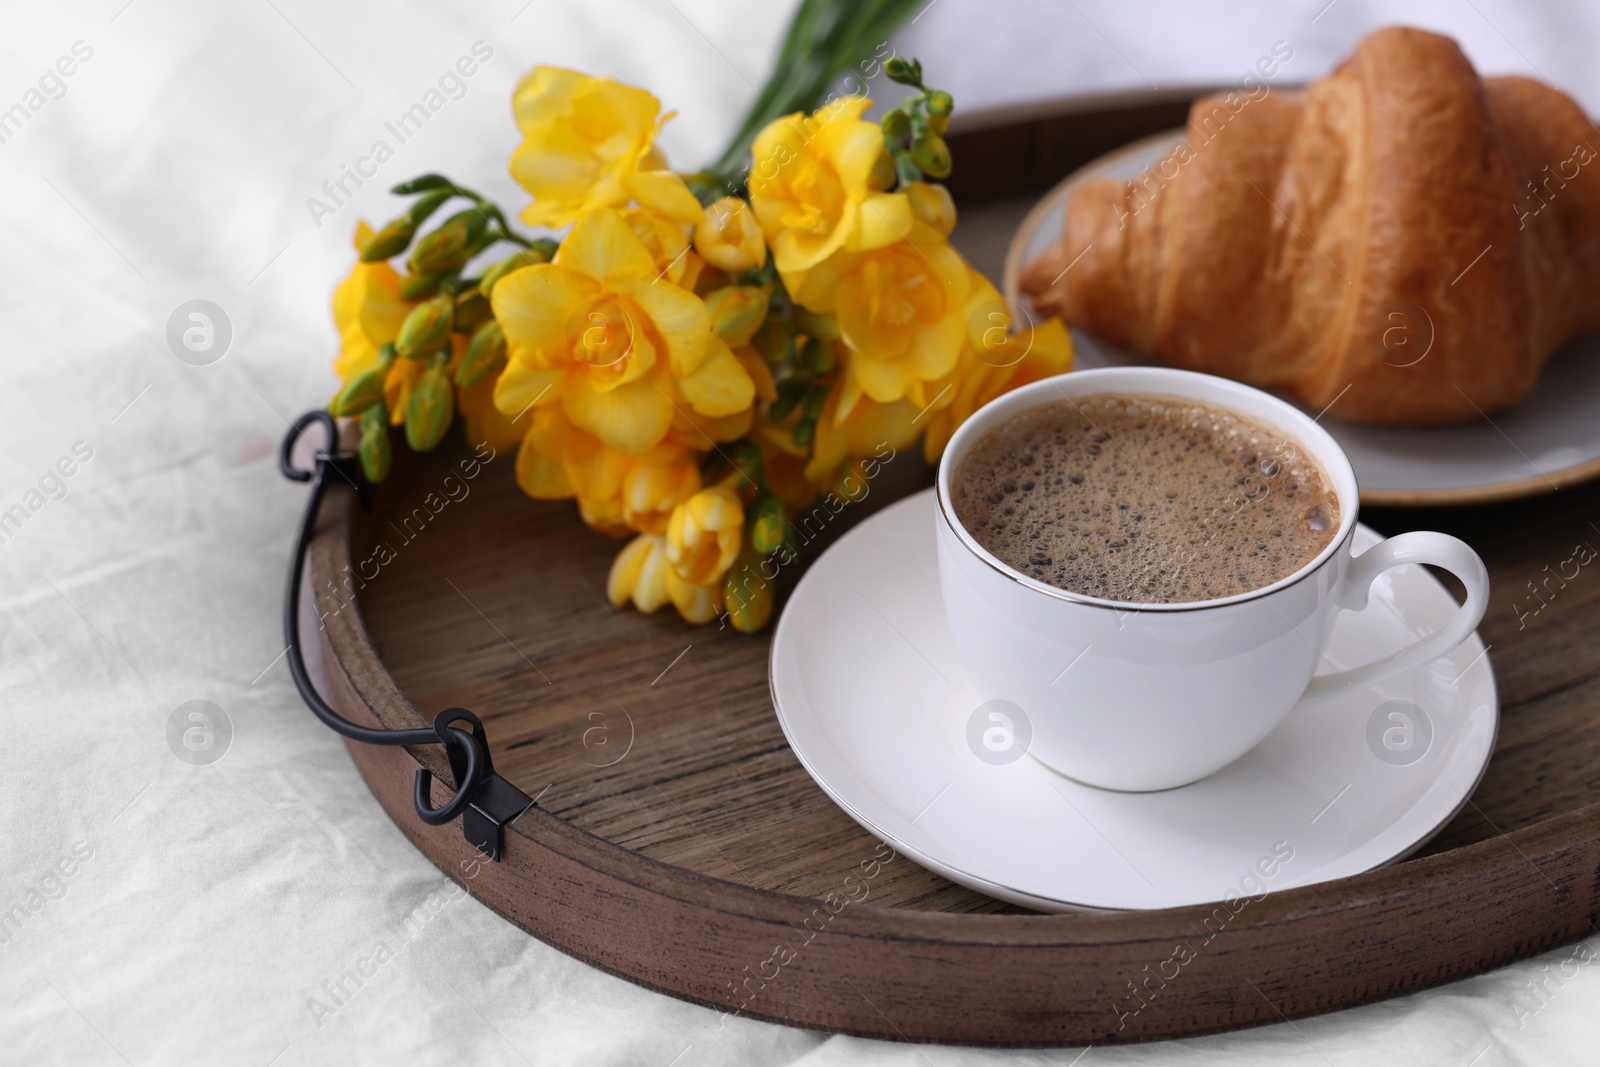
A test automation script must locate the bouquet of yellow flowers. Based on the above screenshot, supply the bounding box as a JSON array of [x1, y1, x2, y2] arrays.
[[328, 53, 1070, 633]]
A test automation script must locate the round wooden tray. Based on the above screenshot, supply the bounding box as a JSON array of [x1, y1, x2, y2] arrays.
[[306, 93, 1600, 1046]]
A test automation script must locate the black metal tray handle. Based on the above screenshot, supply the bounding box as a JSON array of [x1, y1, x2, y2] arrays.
[[279, 411, 531, 861]]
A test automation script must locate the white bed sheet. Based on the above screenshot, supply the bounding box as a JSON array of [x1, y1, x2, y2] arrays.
[[1, 1, 1595, 1063]]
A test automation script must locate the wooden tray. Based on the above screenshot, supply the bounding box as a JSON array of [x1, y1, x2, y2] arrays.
[[307, 91, 1600, 1046]]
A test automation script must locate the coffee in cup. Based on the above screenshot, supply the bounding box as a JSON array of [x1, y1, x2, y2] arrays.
[[950, 394, 1340, 603]]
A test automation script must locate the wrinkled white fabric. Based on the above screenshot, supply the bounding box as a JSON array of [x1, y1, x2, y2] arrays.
[[1, 1, 1595, 1064]]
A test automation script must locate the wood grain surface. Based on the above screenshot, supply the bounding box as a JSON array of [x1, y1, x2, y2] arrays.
[[347, 431, 1600, 897], [300, 90, 1600, 1045]]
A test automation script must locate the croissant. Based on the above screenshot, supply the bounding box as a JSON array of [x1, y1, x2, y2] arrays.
[[1021, 26, 1600, 424]]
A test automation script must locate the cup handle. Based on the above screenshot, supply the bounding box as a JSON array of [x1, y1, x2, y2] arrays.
[[1300, 531, 1489, 703]]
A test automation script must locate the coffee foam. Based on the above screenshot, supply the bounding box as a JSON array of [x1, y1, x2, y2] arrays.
[[952, 394, 1339, 603]]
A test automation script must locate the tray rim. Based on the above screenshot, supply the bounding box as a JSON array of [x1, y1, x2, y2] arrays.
[[309, 441, 1600, 1047]]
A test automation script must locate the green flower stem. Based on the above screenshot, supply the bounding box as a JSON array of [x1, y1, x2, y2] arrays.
[[708, 0, 926, 184], [483, 226, 534, 249]]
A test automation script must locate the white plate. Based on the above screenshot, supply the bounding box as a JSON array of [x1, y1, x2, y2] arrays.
[[770, 489, 1498, 911], [1003, 129, 1600, 507]]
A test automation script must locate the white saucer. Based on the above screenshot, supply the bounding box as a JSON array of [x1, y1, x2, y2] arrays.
[[769, 489, 1498, 911], [1002, 129, 1600, 507]]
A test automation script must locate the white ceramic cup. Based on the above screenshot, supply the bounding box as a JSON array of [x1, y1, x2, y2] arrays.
[[935, 366, 1489, 792]]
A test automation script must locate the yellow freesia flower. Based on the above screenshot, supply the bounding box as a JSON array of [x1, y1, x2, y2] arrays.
[[666, 485, 743, 582], [457, 374, 528, 454], [623, 207, 694, 287], [919, 270, 1074, 463], [789, 221, 969, 418], [509, 66, 690, 229], [608, 484, 743, 624], [658, 330, 760, 451], [609, 531, 723, 622], [491, 207, 753, 457], [668, 406, 754, 457], [620, 448, 702, 533], [665, 561, 724, 623], [514, 404, 701, 536], [734, 344, 777, 402], [676, 333, 757, 424], [748, 96, 911, 274], [512, 404, 581, 500], [608, 533, 672, 613], [694, 196, 766, 273], [803, 386, 922, 487], [664, 485, 744, 622], [620, 170, 705, 287]]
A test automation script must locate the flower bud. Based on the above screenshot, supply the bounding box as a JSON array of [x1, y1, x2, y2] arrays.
[[892, 149, 922, 187], [704, 286, 769, 346], [768, 376, 807, 421], [330, 344, 396, 416], [881, 109, 911, 138], [751, 315, 793, 366], [803, 384, 829, 420], [927, 112, 949, 136], [910, 134, 952, 179], [792, 307, 840, 343], [359, 417, 392, 483], [479, 248, 549, 297], [731, 440, 765, 486], [330, 366, 387, 416], [405, 363, 455, 452], [868, 149, 897, 191], [453, 288, 491, 333], [360, 397, 389, 432], [926, 90, 953, 117], [391, 174, 452, 194], [884, 57, 922, 87], [748, 492, 787, 554], [904, 181, 957, 235], [800, 337, 834, 375], [404, 189, 453, 226], [666, 485, 744, 586], [398, 270, 448, 300], [608, 534, 670, 613], [724, 549, 773, 633], [408, 209, 487, 274], [693, 196, 767, 273], [397, 295, 454, 359], [360, 217, 417, 263], [455, 320, 507, 389], [666, 569, 723, 625], [408, 220, 467, 274]]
